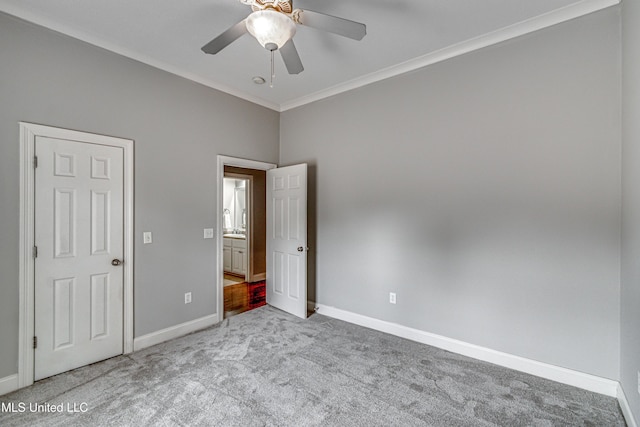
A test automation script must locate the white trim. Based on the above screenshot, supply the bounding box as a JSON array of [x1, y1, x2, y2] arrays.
[[133, 314, 219, 352], [216, 156, 277, 321], [0, 374, 19, 397], [18, 124, 36, 389], [280, 0, 620, 111], [18, 122, 134, 389], [316, 304, 619, 397], [0, 0, 618, 112], [618, 383, 639, 427]]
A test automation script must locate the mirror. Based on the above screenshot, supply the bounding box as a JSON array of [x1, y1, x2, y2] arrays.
[[234, 186, 246, 230], [223, 177, 247, 234]]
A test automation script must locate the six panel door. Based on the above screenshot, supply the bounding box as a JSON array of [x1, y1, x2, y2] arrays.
[[266, 164, 308, 319], [34, 136, 124, 380]]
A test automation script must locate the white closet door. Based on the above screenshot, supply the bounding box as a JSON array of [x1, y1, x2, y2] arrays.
[[35, 136, 124, 380]]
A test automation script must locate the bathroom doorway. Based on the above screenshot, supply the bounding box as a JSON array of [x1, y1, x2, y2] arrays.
[[222, 166, 268, 318]]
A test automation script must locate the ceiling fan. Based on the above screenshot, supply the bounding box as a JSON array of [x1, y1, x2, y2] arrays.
[[201, 0, 367, 76]]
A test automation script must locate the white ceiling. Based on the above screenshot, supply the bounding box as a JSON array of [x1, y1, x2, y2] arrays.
[[0, 0, 617, 111]]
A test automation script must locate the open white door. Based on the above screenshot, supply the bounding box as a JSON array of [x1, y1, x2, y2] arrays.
[[266, 163, 307, 319]]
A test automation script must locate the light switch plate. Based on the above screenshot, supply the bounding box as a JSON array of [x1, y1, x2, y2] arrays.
[[143, 232, 152, 244], [203, 228, 214, 239]]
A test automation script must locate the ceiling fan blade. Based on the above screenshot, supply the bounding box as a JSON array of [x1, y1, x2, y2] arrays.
[[280, 39, 304, 74], [296, 9, 366, 41], [201, 20, 248, 55]]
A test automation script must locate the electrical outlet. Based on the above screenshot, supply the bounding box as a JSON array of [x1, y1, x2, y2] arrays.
[[184, 292, 192, 304], [143, 231, 153, 244], [203, 228, 214, 239], [389, 292, 396, 304]]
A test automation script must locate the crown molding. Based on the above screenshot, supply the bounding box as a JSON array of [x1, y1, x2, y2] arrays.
[[1, 0, 620, 113], [279, 0, 620, 111], [0, 3, 281, 111]]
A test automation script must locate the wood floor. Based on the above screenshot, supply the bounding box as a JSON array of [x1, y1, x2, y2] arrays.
[[223, 277, 266, 318], [224, 273, 244, 287]]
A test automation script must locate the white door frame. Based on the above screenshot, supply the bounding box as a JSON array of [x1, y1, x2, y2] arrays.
[[18, 122, 134, 388], [216, 156, 276, 318]]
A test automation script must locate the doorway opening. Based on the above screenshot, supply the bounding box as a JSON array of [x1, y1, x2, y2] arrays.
[[217, 156, 276, 319], [222, 170, 265, 317], [216, 155, 309, 320]]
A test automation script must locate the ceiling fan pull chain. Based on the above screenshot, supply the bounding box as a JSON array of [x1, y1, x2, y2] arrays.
[[270, 49, 275, 88]]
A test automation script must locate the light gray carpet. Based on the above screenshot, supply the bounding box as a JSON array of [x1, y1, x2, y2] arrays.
[[0, 306, 626, 426]]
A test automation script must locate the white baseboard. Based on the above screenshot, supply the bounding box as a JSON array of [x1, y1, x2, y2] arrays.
[[252, 273, 266, 281], [133, 313, 220, 352], [0, 374, 19, 397], [618, 383, 639, 427], [315, 304, 619, 397]]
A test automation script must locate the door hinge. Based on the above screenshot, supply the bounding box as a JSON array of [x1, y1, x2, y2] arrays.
[[33, 336, 37, 349], [33, 156, 38, 168], [32, 246, 38, 258]]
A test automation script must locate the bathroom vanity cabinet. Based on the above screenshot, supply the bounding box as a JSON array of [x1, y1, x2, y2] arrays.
[[223, 236, 247, 276]]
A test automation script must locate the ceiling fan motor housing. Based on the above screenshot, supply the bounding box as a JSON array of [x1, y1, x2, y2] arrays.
[[251, 0, 293, 14]]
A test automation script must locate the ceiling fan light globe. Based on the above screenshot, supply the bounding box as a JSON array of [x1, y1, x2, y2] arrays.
[[245, 9, 296, 50]]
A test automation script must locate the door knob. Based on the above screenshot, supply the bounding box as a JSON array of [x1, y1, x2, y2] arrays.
[[111, 259, 123, 266], [297, 247, 304, 252]]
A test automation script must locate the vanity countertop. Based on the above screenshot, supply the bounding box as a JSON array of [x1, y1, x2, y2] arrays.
[[223, 233, 246, 239]]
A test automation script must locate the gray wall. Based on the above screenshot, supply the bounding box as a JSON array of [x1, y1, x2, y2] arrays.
[[0, 4, 629, 396], [281, 8, 621, 379], [0, 13, 279, 379], [621, 0, 640, 421]]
